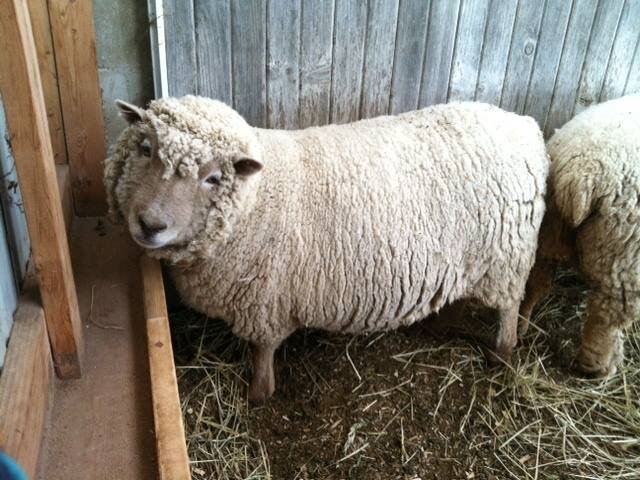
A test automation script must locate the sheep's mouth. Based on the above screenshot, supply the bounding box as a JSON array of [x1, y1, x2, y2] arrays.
[[132, 234, 166, 249]]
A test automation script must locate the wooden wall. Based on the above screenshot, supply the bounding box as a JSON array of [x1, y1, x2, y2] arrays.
[[162, 0, 640, 135]]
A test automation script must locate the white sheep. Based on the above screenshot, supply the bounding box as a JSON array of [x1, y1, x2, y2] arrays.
[[105, 96, 549, 403], [520, 94, 640, 376]]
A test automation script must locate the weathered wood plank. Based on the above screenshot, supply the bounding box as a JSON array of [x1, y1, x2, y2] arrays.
[[299, 0, 334, 127], [232, 0, 267, 127], [361, 0, 399, 118], [449, 0, 490, 102], [574, 0, 624, 113], [195, 0, 232, 103], [389, 0, 430, 114], [330, 0, 367, 123], [0, 0, 83, 377], [600, 0, 640, 101], [0, 97, 30, 283], [500, 0, 546, 113], [164, 0, 196, 96], [475, 0, 518, 105], [523, 0, 573, 126], [27, 0, 67, 164], [0, 206, 18, 367], [141, 256, 190, 480], [545, 0, 598, 136], [625, 34, 640, 94], [48, 0, 107, 215], [419, 0, 461, 106], [0, 294, 52, 479], [267, 0, 301, 128]]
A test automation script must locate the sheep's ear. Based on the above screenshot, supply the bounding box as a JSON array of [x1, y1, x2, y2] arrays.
[[233, 155, 263, 177], [116, 99, 145, 124]]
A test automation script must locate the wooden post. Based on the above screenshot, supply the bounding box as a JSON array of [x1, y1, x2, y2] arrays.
[[0, 0, 82, 378], [47, 0, 107, 215], [141, 256, 190, 480]]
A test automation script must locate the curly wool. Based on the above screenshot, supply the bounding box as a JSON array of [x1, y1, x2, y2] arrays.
[[106, 96, 549, 347], [548, 95, 640, 360]]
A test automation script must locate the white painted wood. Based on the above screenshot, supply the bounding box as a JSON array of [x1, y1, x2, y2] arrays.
[[148, 0, 169, 98]]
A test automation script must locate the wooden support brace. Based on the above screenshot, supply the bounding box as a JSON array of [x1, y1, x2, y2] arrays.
[[141, 256, 191, 480], [47, 0, 107, 215], [0, 0, 82, 378]]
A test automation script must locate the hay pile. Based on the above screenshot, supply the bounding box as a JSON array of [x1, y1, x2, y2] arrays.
[[171, 271, 640, 479]]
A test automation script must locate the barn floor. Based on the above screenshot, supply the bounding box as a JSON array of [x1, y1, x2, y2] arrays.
[[171, 272, 640, 480], [37, 217, 157, 479]]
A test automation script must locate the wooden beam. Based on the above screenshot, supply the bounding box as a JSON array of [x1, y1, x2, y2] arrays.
[[47, 0, 107, 215], [0, 294, 53, 479], [0, 0, 82, 378], [141, 256, 191, 480], [27, 0, 67, 165]]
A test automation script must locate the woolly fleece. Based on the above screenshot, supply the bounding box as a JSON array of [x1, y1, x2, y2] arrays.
[[105, 96, 549, 348]]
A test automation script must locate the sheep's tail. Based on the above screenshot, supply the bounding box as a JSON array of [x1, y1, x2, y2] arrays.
[[550, 152, 601, 228]]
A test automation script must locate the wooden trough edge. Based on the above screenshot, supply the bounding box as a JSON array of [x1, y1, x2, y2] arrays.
[[0, 289, 52, 479], [140, 255, 191, 480]]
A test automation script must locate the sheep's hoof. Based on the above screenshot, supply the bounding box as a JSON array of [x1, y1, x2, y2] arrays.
[[248, 375, 275, 406], [486, 347, 512, 368]]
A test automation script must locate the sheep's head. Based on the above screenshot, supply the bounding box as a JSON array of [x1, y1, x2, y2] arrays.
[[104, 96, 263, 263]]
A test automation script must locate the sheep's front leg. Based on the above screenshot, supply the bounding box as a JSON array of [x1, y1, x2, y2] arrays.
[[489, 304, 519, 366], [248, 343, 277, 404]]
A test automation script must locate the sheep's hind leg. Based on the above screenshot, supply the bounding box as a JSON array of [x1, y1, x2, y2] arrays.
[[577, 292, 635, 377], [519, 260, 555, 338], [248, 343, 278, 405], [488, 304, 519, 366]]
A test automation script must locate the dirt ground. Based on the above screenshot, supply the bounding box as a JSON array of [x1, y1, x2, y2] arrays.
[[171, 272, 640, 480]]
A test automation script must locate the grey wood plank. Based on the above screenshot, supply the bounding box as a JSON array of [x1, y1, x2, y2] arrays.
[[195, 0, 232, 103], [361, 0, 400, 118], [523, 0, 573, 126], [475, 0, 518, 105], [600, 0, 640, 101], [163, 0, 197, 96], [299, 0, 335, 127], [574, 0, 625, 114], [419, 0, 461, 107], [448, 0, 490, 102], [500, 0, 546, 113], [330, 0, 367, 123], [266, 0, 301, 128], [231, 0, 267, 127], [390, 0, 430, 114], [625, 33, 640, 94], [545, 0, 599, 136]]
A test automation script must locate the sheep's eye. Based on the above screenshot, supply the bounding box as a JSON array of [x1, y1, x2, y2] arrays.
[[141, 140, 151, 157], [205, 173, 221, 186]]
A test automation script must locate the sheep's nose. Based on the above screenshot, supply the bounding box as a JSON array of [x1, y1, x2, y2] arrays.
[[138, 214, 167, 237]]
